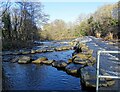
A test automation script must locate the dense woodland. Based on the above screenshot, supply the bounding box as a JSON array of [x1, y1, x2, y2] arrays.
[[0, 1, 119, 50]]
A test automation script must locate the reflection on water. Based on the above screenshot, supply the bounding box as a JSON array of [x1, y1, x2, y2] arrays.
[[2, 49, 81, 90], [3, 62, 81, 90]]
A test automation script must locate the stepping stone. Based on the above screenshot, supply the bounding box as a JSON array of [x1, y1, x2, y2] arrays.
[[65, 63, 84, 75], [73, 53, 91, 60], [31, 50, 36, 54], [52, 60, 67, 68], [18, 56, 31, 64], [32, 57, 48, 64], [67, 58, 72, 64], [42, 60, 55, 65], [21, 51, 31, 55], [73, 57, 87, 65]]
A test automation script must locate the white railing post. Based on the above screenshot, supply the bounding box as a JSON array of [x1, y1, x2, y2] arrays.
[[96, 51, 100, 91], [96, 50, 120, 91]]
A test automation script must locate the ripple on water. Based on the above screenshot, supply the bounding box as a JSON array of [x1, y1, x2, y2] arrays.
[[3, 50, 80, 90]]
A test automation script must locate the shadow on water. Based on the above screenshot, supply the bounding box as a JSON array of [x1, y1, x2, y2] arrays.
[[2, 62, 81, 90]]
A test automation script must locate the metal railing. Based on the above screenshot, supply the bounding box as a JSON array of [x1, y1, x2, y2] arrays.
[[96, 50, 120, 91]]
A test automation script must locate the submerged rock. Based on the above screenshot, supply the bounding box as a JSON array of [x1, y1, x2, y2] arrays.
[[2, 51, 12, 55], [13, 51, 21, 55], [2, 56, 12, 62], [18, 56, 31, 64], [52, 60, 67, 68], [65, 63, 84, 75], [32, 57, 48, 64]]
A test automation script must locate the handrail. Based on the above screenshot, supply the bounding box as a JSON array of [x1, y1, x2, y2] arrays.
[[96, 50, 120, 91]]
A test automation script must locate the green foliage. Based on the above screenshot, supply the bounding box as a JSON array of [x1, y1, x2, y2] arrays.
[[74, 2, 119, 39]]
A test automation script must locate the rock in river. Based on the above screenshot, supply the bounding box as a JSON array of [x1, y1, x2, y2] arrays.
[[42, 60, 55, 65], [73, 53, 91, 60], [21, 50, 31, 55], [31, 50, 36, 54], [32, 57, 48, 64], [52, 60, 67, 68], [67, 58, 72, 64], [18, 56, 31, 64], [82, 49, 93, 55], [55, 46, 71, 51], [65, 63, 85, 75], [73, 57, 87, 65], [35, 49, 43, 53], [80, 66, 115, 88], [87, 57, 96, 66]]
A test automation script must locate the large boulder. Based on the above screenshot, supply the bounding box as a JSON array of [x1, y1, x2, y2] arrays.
[[52, 60, 67, 68], [42, 60, 55, 65], [80, 66, 115, 88], [65, 63, 84, 75], [32, 57, 48, 64], [18, 56, 31, 64]]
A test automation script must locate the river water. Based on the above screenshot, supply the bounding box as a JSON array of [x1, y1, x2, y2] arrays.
[[2, 36, 119, 91], [2, 40, 81, 91]]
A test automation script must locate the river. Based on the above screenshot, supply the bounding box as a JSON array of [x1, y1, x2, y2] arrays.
[[2, 36, 120, 91], [2, 40, 81, 91]]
